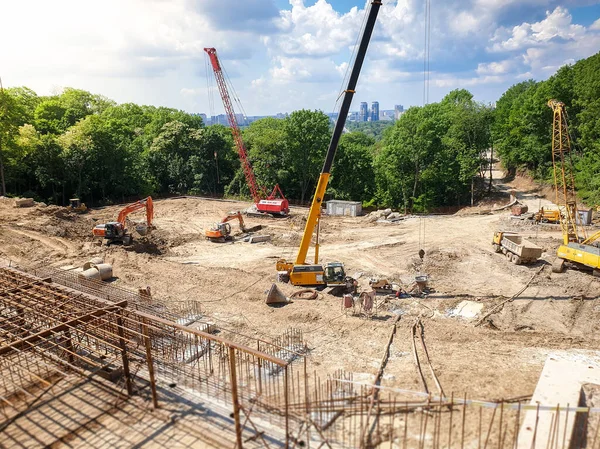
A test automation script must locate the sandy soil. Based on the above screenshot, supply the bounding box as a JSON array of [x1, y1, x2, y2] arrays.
[[1, 175, 599, 402]]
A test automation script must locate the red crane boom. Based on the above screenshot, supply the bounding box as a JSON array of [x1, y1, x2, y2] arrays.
[[204, 47, 289, 216]]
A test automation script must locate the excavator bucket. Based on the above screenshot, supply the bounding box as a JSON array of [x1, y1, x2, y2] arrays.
[[266, 283, 289, 305]]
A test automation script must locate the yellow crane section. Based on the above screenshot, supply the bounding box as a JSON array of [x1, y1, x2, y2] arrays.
[[548, 99, 600, 275], [275, 0, 382, 287]]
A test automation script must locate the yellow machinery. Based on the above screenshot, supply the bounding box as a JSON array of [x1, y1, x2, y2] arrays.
[[547, 99, 600, 275], [276, 0, 381, 287], [533, 207, 560, 224], [67, 198, 87, 213]]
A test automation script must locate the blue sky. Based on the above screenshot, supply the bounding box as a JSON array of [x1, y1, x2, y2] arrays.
[[1, 0, 599, 115]]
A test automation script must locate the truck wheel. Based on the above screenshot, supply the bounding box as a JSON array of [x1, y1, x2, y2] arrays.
[[506, 252, 512, 261], [552, 258, 565, 273], [493, 244, 501, 253], [512, 254, 522, 265]]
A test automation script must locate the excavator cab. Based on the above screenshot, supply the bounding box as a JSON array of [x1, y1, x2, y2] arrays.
[[92, 222, 130, 245], [324, 262, 346, 285], [287, 262, 349, 287]]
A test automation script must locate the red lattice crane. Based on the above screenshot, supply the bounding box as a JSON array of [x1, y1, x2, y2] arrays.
[[204, 47, 289, 216]]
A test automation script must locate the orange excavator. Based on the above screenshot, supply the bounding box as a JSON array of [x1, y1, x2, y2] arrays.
[[92, 197, 154, 245], [205, 211, 246, 243]]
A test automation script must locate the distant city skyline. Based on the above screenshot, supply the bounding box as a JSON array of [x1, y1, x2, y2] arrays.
[[201, 101, 404, 126]]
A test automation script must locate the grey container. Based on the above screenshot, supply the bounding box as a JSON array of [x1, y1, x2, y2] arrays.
[[326, 200, 362, 217]]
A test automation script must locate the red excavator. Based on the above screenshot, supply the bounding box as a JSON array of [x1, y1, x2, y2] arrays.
[[92, 197, 154, 245], [205, 211, 246, 243]]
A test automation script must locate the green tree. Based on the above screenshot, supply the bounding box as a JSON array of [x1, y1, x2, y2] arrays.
[[375, 91, 491, 211], [243, 117, 287, 193], [346, 120, 394, 141], [328, 132, 376, 201], [18, 125, 65, 203], [0, 87, 30, 195], [283, 109, 330, 202], [34, 98, 67, 135]]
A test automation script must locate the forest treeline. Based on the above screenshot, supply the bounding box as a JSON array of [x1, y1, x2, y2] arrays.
[[0, 51, 598, 210], [493, 52, 600, 206]]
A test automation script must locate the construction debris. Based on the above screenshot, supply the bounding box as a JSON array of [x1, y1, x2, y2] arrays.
[[14, 198, 34, 208], [246, 234, 271, 243]]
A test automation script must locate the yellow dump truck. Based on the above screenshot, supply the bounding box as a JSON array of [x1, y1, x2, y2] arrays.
[[492, 231, 543, 265]]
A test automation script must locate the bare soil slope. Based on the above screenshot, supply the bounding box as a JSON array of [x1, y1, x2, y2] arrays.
[[1, 191, 599, 400]]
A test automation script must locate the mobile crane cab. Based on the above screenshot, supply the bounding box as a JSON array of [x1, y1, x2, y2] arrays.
[[275, 0, 381, 288], [276, 260, 349, 286]]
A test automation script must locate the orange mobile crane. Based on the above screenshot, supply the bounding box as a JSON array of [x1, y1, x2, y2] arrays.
[[547, 100, 600, 275], [92, 196, 154, 245], [204, 47, 289, 216]]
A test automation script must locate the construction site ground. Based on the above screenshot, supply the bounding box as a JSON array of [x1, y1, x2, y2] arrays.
[[1, 174, 599, 413]]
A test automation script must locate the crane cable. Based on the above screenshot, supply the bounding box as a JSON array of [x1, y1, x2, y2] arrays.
[[417, 0, 431, 261], [332, 2, 370, 117], [422, 0, 431, 106], [418, 215, 425, 261]]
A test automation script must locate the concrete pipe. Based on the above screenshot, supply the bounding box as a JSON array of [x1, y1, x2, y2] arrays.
[[94, 263, 113, 281], [83, 257, 104, 270], [79, 267, 101, 281]]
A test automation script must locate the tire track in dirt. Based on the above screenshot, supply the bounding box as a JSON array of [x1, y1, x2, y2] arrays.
[[2, 226, 76, 255]]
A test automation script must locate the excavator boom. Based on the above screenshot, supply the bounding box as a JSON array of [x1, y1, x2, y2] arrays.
[[116, 196, 154, 227]]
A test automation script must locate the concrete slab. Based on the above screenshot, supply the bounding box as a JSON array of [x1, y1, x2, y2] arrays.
[[248, 234, 271, 244], [448, 300, 484, 319], [517, 352, 600, 449]]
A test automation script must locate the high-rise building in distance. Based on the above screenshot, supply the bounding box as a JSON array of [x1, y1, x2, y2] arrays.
[[394, 104, 404, 120], [371, 101, 380, 121], [359, 102, 368, 122]]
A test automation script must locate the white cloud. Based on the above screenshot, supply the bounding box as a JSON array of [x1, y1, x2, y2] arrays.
[[476, 60, 515, 75], [1, 0, 598, 115], [268, 56, 346, 84], [450, 11, 482, 36], [433, 74, 505, 88], [268, 0, 362, 57], [489, 7, 586, 52], [0, 0, 267, 109]]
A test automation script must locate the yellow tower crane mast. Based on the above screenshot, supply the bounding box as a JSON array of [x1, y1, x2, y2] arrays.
[[548, 99, 600, 275]]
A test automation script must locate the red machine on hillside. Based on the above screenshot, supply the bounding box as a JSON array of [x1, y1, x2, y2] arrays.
[[204, 47, 289, 216], [92, 197, 154, 245]]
